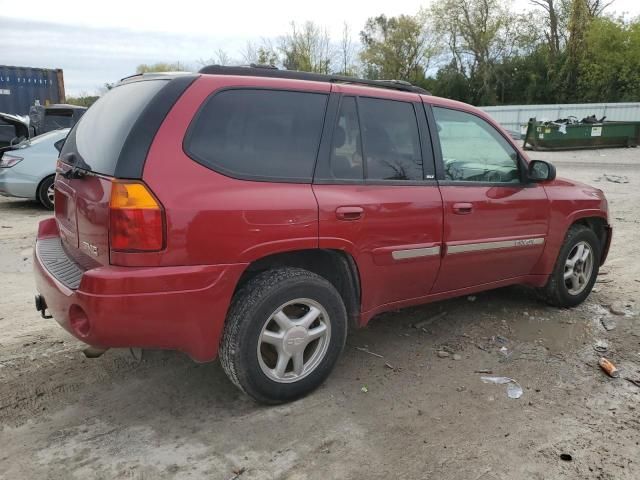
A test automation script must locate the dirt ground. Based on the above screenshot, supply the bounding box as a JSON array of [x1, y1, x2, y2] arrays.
[[0, 147, 638, 480]]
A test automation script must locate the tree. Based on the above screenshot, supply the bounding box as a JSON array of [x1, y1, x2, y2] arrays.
[[337, 22, 358, 76], [66, 93, 100, 108], [279, 22, 334, 73], [135, 62, 189, 74], [578, 16, 640, 101], [529, 0, 562, 56], [198, 49, 237, 67], [585, 0, 615, 17], [430, 0, 533, 104], [562, 0, 591, 100], [242, 40, 279, 66], [359, 11, 442, 84]]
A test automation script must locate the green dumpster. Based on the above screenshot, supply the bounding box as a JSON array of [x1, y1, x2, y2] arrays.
[[523, 118, 640, 151]]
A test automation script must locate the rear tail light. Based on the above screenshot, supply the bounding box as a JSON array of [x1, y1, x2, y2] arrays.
[[109, 180, 165, 252], [0, 153, 23, 168]]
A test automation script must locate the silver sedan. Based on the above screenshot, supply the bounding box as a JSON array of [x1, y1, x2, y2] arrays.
[[0, 128, 69, 209]]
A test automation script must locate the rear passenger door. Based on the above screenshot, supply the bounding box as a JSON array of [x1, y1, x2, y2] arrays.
[[313, 85, 443, 316], [427, 105, 549, 293]]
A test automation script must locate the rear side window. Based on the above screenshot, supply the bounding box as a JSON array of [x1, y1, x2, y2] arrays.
[[185, 89, 328, 182], [359, 98, 423, 181], [329, 97, 363, 180], [63, 80, 167, 175]]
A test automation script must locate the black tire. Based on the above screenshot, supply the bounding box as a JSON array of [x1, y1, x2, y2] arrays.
[[37, 175, 55, 210], [220, 268, 348, 404], [540, 224, 601, 307]]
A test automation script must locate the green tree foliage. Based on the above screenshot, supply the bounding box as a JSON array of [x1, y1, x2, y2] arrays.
[[279, 22, 334, 74], [135, 62, 189, 74], [65, 94, 100, 108], [430, 0, 538, 105], [359, 12, 441, 84], [84, 0, 634, 106], [578, 17, 640, 101]]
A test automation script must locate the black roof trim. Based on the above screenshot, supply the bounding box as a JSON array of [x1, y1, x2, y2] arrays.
[[197, 65, 430, 95], [115, 74, 199, 178]]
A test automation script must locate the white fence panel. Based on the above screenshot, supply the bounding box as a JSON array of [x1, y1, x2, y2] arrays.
[[480, 103, 640, 131]]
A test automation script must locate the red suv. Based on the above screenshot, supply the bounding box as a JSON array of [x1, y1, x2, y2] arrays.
[[34, 66, 611, 403]]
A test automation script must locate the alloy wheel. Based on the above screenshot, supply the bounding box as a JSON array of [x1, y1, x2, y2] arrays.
[[257, 298, 331, 383], [564, 241, 594, 295]]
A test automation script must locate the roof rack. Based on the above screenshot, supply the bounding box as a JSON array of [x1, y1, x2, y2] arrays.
[[197, 65, 430, 95]]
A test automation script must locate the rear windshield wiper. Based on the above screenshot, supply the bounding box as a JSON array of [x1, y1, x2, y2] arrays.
[[59, 152, 93, 179]]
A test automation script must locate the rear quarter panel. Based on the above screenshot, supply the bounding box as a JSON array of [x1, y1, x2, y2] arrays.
[[122, 75, 332, 268]]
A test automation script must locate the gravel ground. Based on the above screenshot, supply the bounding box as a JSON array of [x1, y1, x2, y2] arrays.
[[0, 147, 638, 480]]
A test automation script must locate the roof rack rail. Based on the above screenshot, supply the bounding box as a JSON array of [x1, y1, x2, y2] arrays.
[[197, 65, 430, 95]]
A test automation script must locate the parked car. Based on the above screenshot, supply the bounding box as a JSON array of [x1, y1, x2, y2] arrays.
[[0, 128, 69, 209], [0, 104, 85, 151], [28, 104, 86, 136], [33, 67, 611, 404], [0, 112, 30, 150]]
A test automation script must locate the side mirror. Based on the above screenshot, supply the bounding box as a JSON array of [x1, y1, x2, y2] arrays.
[[528, 159, 556, 182], [54, 138, 65, 153]]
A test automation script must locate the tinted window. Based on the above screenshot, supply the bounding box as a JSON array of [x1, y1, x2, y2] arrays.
[[359, 98, 423, 181], [63, 80, 167, 175], [329, 97, 363, 180], [186, 89, 328, 181], [433, 107, 520, 183], [43, 112, 73, 131]]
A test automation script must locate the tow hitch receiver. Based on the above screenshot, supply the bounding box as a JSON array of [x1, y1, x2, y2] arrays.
[[35, 294, 52, 319]]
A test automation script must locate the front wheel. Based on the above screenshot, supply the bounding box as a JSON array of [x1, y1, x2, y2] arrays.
[[540, 225, 600, 307], [220, 268, 347, 404]]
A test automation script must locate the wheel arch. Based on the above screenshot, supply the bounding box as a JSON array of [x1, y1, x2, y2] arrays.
[[570, 215, 611, 265], [233, 249, 361, 329], [533, 210, 610, 275]]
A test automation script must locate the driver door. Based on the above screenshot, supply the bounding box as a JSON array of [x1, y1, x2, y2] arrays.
[[428, 105, 550, 293]]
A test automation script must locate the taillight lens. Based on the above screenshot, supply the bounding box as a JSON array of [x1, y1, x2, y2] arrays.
[[109, 180, 164, 252], [0, 153, 23, 168]]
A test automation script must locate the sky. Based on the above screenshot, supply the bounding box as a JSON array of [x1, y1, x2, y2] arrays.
[[1, 0, 639, 96]]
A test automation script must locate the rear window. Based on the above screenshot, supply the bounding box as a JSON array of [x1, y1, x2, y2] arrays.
[[62, 80, 167, 175], [185, 89, 328, 182], [43, 112, 74, 131]]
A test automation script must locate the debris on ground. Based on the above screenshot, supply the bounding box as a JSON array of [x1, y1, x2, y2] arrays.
[[598, 357, 620, 378], [596, 174, 629, 184], [413, 311, 447, 329], [625, 377, 640, 388], [361, 385, 369, 393], [607, 302, 626, 316], [437, 350, 450, 358], [480, 376, 524, 399], [593, 339, 609, 353], [600, 317, 617, 331], [226, 467, 246, 480], [355, 347, 383, 358], [467, 296, 477, 302], [560, 453, 573, 462], [474, 369, 493, 374]]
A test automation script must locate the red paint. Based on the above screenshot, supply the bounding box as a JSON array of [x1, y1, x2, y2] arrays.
[[33, 74, 611, 362]]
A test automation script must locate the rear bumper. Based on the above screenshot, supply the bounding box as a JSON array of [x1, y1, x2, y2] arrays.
[[0, 167, 39, 199], [33, 218, 246, 362]]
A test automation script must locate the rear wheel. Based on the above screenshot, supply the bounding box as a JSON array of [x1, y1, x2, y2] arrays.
[[37, 175, 55, 210], [540, 225, 600, 307], [220, 268, 347, 404]]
